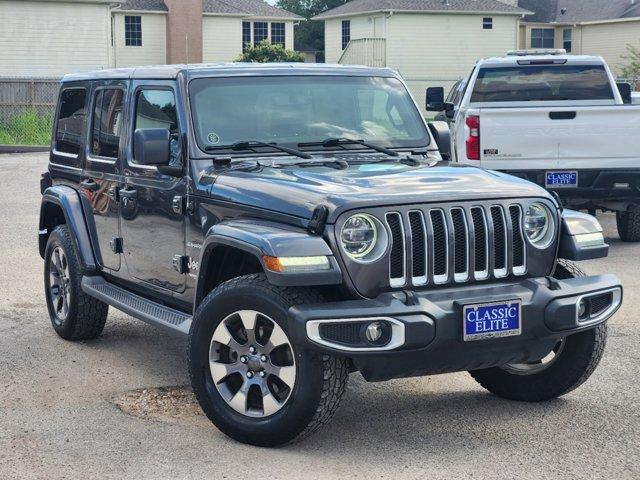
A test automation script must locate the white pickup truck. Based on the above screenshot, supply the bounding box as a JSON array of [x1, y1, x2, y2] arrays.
[[427, 50, 640, 242]]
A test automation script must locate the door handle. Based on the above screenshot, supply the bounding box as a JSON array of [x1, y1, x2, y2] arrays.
[[80, 179, 99, 191], [549, 111, 576, 120], [120, 188, 138, 200]]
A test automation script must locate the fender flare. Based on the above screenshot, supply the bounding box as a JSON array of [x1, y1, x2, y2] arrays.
[[194, 219, 342, 308], [39, 185, 97, 273]]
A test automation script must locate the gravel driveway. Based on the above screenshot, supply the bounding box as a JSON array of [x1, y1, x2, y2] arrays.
[[1, 153, 638, 479]]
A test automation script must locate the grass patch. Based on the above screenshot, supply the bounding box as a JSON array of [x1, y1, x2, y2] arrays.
[[0, 110, 52, 146]]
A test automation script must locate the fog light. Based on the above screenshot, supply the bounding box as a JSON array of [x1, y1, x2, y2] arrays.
[[578, 299, 589, 319], [365, 322, 383, 343]]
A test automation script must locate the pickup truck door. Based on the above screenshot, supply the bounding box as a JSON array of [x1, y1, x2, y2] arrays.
[[81, 80, 127, 272], [119, 81, 187, 293], [477, 106, 640, 170]]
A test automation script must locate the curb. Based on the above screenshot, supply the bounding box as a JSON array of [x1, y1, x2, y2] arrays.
[[0, 145, 49, 154]]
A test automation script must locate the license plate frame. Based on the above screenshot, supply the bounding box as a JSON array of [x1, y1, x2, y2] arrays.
[[463, 300, 522, 342], [545, 170, 578, 188]]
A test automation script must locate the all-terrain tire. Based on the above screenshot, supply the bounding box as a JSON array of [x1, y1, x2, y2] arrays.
[[469, 260, 608, 402], [616, 206, 640, 242], [44, 225, 109, 340], [188, 274, 348, 447]]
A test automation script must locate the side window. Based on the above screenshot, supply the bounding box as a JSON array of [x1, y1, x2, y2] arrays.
[[91, 88, 124, 158], [55, 88, 87, 155], [134, 89, 179, 164]]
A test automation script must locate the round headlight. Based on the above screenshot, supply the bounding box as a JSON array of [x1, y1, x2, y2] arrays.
[[524, 203, 555, 248], [340, 214, 387, 262]]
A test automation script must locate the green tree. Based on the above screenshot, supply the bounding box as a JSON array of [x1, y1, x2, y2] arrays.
[[276, 0, 349, 62], [619, 43, 640, 88], [236, 40, 305, 62]]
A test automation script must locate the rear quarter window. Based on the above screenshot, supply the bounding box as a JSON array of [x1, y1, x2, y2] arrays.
[[471, 65, 614, 103], [55, 88, 87, 155]]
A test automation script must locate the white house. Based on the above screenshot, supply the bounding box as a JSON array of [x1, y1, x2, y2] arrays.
[[518, 0, 640, 76], [313, 0, 529, 111], [0, 0, 303, 77]]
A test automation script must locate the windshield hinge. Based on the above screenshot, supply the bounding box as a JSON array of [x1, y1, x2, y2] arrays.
[[307, 205, 328, 236], [172, 195, 194, 216]]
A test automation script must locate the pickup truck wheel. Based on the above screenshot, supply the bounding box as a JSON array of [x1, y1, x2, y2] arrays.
[[188, 274, 348, 447], [616, 206, 640, 242], [468, 260, 607, 402], [44, 225, 109, 340]]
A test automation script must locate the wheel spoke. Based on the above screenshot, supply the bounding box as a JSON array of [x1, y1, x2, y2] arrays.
[[238, 310, 257, 332], [209, 361, 243, 383], [228, 384, 249, 414], [54, 248, 63, 273], [265, 322, 289, 353], [271, 365, 296, 388], [211, 322, 244, 351], [262, 391, 282, 416]]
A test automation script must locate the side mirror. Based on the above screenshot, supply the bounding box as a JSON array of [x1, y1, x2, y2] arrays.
[[427, 121, 451, 159], [444, 102, 455, 119], [133, 128, 171, 166], [617, 82, 632, 104], [426, 87, 445, 111]]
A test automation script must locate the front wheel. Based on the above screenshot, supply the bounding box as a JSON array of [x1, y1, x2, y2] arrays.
[[188, 274, 348, 446], [469, 260, 607, 401]]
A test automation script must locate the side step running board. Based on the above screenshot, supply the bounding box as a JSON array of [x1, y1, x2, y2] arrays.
[[81, 276, 191, 336]]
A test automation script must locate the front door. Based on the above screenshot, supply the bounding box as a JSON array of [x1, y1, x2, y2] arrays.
[[82, 82, 127, 271], [119, 82, 187, 293]]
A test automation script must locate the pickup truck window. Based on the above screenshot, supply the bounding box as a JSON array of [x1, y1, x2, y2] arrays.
[[471, 65, 614, 103], [188, 76, 428, 152]]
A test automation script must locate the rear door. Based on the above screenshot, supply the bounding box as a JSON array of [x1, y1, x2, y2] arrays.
[[81, 81, 127, 272], [119, 81, 187, 293]]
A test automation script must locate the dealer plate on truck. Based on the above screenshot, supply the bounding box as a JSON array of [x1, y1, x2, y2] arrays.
[[546, 171, 578, 188], [463, 300, 522, 341]]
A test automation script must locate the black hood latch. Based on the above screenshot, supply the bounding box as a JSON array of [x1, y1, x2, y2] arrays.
[[307, 205, 329, 236]]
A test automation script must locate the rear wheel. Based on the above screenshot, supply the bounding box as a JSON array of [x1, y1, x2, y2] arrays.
[[469, 260, 608, 401], [44, 225, 109, 340], [616, 206, 640, 242], [188, 274, 348, 446]]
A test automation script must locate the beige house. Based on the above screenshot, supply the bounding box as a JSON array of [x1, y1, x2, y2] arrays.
[[0, 0, 302, 77], [518, 0, 640, 76], [313, 0, 529, 111]]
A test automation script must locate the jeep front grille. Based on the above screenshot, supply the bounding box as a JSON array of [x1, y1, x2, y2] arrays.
[[385, 204, 526, 287]]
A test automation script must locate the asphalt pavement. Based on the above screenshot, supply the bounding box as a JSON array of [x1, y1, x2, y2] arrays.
[[0, 153, 638, 479]]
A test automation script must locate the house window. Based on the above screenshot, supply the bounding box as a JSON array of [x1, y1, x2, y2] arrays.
[[242, 21, 251, 52], [91, 88, 124, 159], [253, 22, 268, 45], [531, 28, 555, 49], [125, 15, 142, 46], [563, 28, 572, 52], [483, 17, 493, 29], [341, 20, 350, 50], [271, 22, 285, 47]]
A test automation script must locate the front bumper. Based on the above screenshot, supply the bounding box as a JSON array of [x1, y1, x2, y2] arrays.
[[288, 275, 622, 381]]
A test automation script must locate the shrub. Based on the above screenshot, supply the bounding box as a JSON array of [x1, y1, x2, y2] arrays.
[[0, 110, 52, 146], [236, 40, 304, 63]]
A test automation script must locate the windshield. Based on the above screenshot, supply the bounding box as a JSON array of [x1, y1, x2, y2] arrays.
[[189, 75, 429, 152], [471, 65, 614, 103]]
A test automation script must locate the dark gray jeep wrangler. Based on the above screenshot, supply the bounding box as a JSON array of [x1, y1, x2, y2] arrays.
[[40, 64, 622, 446]]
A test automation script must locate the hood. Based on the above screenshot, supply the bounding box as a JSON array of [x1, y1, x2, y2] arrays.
[[198, 160, 552, 222]]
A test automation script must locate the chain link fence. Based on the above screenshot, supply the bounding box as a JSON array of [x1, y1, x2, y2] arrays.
[[0, 78, 59, 146]]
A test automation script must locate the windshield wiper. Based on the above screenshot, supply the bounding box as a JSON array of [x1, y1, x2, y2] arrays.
[[298, 137, 399, 157], [204, 140, 311, 159]]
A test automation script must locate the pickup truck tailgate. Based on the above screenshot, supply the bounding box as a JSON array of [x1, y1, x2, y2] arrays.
[[478, 106, 640, 170]]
